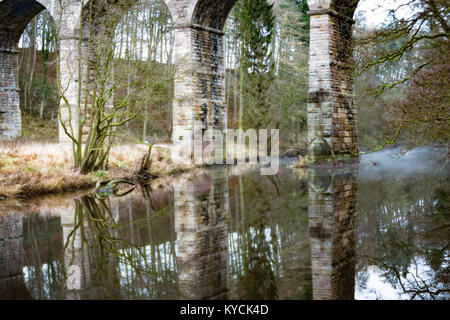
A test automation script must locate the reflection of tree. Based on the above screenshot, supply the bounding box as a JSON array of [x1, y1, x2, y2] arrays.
[[23, 214, 65, 299], [375, 230, 449, 300], [237, 224, 277, 300], [65, 193, 177, 299], [229, 171, 311, 299], [357, 173, 450, 299]]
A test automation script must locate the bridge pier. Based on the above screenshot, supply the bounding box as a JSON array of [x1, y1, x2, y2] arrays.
[[171, 24, 227, 163], [58, 36, 90, 143], [0, 47, 21, 140], [306, 0, 359, 163]]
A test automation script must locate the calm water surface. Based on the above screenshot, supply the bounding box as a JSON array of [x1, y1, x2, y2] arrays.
[[0, 149, 448, 300]]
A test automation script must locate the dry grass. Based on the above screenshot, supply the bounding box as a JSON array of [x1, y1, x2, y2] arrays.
[[21, 113, 59, 143], [0, 141, 194, 199]]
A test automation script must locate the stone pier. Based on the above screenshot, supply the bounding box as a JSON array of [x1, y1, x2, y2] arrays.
[[168, 0, 232, 162], [0, 47, 21, 139], [306, 0, 360, 163]]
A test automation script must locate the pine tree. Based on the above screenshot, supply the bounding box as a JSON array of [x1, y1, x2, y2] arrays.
[[280, 0, 310, 44], [235, 0, 276, 129]]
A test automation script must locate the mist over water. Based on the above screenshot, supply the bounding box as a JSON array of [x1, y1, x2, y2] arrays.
[[359, 147, 448, 181]]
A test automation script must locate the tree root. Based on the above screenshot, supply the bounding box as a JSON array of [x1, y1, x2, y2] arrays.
[[94, 179, 136, 199]]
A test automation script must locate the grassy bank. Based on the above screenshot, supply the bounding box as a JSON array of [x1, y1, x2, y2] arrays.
[[0, 142, 193, 199]]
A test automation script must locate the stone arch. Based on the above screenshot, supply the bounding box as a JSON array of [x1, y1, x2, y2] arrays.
[[1, 0, 366, 163], [0, 0, 59, 140], [0, 0, 57, 50], [191, 0, 237, 30], [330, 0, 359, 16], [57, 0, 174, 142], [171, 0, 362, 164], [168, 0, 239, 163], [306, 0, 359, 15]]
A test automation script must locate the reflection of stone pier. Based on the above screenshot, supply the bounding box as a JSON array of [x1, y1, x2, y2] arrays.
[[0, 214, 30, 299], [308, 167, 358, 300], [61, 201, 90, 300], [174, 169, 229, 300]]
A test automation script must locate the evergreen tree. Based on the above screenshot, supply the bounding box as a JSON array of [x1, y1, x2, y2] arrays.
[[235, 0, 276, 129], [280, 0, 309, 44]]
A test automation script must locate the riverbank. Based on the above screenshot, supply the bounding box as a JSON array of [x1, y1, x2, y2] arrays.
[[0, 142, 194, 199], [0, 135, 309, 199]]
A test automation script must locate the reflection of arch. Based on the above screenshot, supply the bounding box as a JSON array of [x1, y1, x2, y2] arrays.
[[0, 0, 57, 140]]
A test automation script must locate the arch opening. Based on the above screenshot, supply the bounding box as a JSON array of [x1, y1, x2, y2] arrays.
[[0, 0, 57, 140], [69, 0, 175, 144], [188, 0, 363, 162], [0, 0, 48, 51], [110, 0, 175, 141], [17, 10, 59, 141], [189, 0, 311, 155]]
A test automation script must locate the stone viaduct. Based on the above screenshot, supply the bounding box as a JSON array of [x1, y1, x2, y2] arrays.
[[0, 0, 359, 162]]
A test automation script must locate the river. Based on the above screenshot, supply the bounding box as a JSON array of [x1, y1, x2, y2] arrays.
[[0, 148, 448, 300]]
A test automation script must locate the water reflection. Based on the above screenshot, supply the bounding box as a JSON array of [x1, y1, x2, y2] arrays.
[[174, 170, 228, 299], [308, 167, 357, 300], [0, 157, 448, 300], [0, 214, 31, 299], [355, 167, 449, 300]]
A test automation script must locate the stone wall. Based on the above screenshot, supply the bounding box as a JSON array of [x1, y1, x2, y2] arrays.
[[171, 24, 228, 163], [0, 49, 21, 139]]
